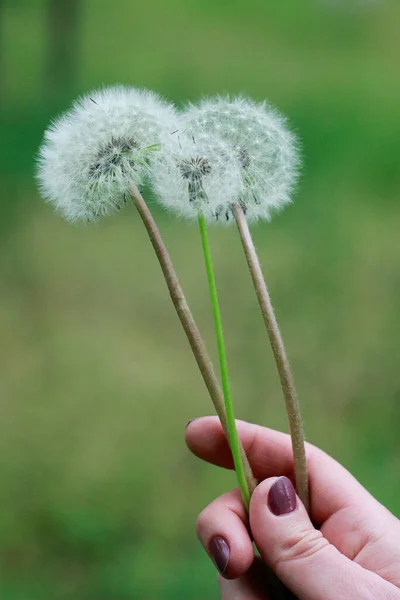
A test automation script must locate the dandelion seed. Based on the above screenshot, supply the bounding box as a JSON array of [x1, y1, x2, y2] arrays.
[[179, 155, 212, 204], [37, 86, 178, 222]]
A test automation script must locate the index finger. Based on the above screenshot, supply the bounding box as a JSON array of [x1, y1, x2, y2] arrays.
[[185, 417, 375, 524]]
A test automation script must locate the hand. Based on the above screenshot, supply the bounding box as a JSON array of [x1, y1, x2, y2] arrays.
[[185, 417, 400, 599]]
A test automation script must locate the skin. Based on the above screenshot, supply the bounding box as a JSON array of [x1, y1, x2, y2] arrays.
[[185, 417, 400, 600]]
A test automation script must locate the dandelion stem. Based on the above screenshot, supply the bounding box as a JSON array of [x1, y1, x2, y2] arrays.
[[233, 202, 309, 512], [197, 211, 251, 510], [129, 184, 257, 497]]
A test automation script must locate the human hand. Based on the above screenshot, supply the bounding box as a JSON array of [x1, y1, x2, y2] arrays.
[[185, 417, 400, 599]]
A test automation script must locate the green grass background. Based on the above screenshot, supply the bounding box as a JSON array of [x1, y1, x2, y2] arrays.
[[1, 0, 400, 597]]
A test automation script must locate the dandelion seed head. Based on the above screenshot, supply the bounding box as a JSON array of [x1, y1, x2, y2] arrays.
[[179, 155, 212, 181], [37, 86, 178, 222], [183, 96, 301, 222], [151, 129, 242, 223]]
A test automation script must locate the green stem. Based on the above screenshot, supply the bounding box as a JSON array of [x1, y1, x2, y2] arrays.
[[197, 212, 251, 510]]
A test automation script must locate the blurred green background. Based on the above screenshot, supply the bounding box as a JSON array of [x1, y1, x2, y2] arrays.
[[1, 0, 400, 598]]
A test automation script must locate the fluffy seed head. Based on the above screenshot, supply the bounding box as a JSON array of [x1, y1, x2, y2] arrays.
[[183, 96, 301, 222], [150, 129, 243, 223], [37, 86, 178, 222]]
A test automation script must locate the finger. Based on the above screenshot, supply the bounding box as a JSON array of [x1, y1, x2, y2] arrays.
[[186, 417, 374, 523], [250, 476, 398, 600], [217, 558, 278, 600], [196, 489, 254, 579], [219, 577, 260, 600], [218, 575, 264, 600]]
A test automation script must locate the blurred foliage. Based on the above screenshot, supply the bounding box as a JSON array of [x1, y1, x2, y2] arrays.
[[0, 0, 400, 598]]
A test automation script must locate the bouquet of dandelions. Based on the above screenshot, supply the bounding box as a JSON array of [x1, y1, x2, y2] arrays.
[[37, 86, 308, 514]]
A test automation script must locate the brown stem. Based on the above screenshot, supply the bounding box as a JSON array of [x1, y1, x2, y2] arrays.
[[130, 184, 257, 495], [233, 203, 309, 512]]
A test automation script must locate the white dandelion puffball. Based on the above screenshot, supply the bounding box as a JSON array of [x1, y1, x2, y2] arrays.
[[150, 129, 243, 223], [37, 86, 178, 222], [183, 96, 300, 222]]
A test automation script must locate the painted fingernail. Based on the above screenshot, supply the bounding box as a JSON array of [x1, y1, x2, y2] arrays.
[[268, 476, 297, 516], [209, 536, 230, 576], [185, 418, 198, 429]]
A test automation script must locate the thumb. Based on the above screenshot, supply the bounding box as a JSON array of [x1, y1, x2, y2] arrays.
[[250, 477, 393, 600]]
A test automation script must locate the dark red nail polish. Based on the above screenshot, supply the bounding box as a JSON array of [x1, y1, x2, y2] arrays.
[[268, 476, 297, 516], [209, 536, 230, 576]]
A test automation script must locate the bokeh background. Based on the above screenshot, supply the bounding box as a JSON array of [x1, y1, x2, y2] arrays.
[[1, 1, 400, 598]]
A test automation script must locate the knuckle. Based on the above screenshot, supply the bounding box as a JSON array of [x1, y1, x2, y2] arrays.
[[195, 507, 210, 540], [273, 525, 330, 569], [246, 425, 263, 457]]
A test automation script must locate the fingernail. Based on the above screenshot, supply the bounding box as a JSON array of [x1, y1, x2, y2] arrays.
[[209, 536, 230, 576], [268, 476, 297, 516], [185, 418, 198, 429]]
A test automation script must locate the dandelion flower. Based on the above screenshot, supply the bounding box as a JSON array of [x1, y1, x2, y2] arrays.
[[183, 96, 300, 222], [37, 86, 178, 222], [151, 125, 253, 506], [35, 87, 257, 506], [183, 98, 308, 509], [151, 129, 242, 223]]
